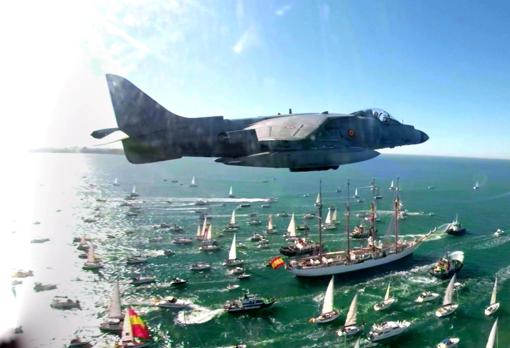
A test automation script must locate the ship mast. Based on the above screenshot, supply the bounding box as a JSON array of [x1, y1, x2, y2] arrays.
[[370, 200, 377, 247], [394, 178, 400, 251], [317, 180, 323, 260], [346, 179, 351, 262]]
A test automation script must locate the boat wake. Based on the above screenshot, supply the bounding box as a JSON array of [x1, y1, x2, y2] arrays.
[[495, 265, 510, 283], [472, 235, 510, 250], [166, 197, 271, 203], [175, 305, 223, 325]]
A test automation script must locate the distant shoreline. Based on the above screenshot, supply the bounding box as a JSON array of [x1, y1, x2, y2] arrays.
[[30, 147, 124, 155]]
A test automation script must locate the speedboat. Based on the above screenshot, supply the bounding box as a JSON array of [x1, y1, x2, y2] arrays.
[[172, 237, 193, 245], [227, 284, 240, 291], [445, 215, 466, 235], [367, 320, 411, 342], [33, 282, 57, 292], [190, 262, 211, 271], [494, 228, 505, 237], [169, 224, 184, 233], [415, 291, 440, 303], [303, 213, 315, 220], [277, 212, 290, 217], [154, 296, 191, 309], [68, 337, 92, 348], [12, 270, 34, 278], [430, 251, 464, 279], [126, 256, 148, 265], [224, 293, 275, 313], [130, 276, 155, 286], [248, 219, 262, 226], [199, 240, 220, 252], [237, 273, 251, 280], [437, 337, 460, 348], [229, 267, 245, 276], [249, 233, 263, 242], [163, 249, 175, 256], [50, 296, 81, 310], [169, 277, 187, 286]]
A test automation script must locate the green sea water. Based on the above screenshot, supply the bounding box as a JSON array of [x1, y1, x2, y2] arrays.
[[11, 153, 510, 347]]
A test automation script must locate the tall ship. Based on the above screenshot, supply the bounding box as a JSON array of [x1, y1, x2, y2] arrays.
[[287, 179, 431, 277]]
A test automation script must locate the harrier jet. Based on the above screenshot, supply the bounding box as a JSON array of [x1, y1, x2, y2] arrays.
[[92, 75, 428, 172]]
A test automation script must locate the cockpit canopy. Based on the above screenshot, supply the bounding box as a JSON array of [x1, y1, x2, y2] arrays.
[[350, 108, 397, 123]]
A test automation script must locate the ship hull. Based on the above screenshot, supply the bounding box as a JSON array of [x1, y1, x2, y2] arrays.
[[289, 245, 417, 277]]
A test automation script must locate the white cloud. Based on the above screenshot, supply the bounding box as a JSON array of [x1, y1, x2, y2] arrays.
[[232, 26, 259, 54], [275, 3, 293, 16]]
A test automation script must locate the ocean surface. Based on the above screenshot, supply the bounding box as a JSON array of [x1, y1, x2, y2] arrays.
[[7, 153, 510, 347]]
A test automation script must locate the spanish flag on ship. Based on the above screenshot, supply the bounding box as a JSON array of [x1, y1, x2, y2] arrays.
[[269, 256, 285, 269]]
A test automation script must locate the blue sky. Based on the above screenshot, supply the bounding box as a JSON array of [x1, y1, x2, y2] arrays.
[[11, 0, 510, 158]]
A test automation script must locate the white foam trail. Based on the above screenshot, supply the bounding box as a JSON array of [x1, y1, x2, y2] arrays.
[[408, 276, 438, 285], [165, 197, 271, 203], [473, 235, 510, 250], [496, 265, 510, 282], [175, 304, 223, 325]]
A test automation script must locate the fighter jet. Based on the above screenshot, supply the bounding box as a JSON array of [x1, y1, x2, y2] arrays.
[[92, 74, 428, 172]]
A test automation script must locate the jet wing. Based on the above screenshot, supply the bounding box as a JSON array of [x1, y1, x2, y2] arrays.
[[245, 114, 329, 141]]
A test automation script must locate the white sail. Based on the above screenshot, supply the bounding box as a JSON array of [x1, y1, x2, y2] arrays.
[[490, 277, 498, 305], [384, 282, 391, 301], [196, 225, 201, 237], [114, 178, 118, 185], [87, 244, 96, 263], [287, 214, 296, 237], [486, 318, 498, 348], [331, 208, 337, 223], [354, 188, 358, 197], [322, 276, 335, 314], [131, 185, 136, 194], [344, 293, 358, 327], [121, 310, 133, 343], [315, 193, 321, 206], [267, 214, 273, 231], [325, 208, 332, 225], [109, 281, 122, 319], [191, 176, 196, 185], [230, 210, 236, 225], [443, 274, 456, 305], [389, 180, 394, 190], [228, 235, 237, 260], [353, 338, 361, 348], [201, 217, 208, 235], [206, 224, 212, 240], [229, 186, 233, 196]]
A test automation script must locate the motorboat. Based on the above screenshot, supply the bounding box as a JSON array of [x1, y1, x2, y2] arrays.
[[445, 215, 466, 235], [227, 284, 240, 291], [68, 337, 92, 348], [169, 224, 184, 233], [229, 267, 245, 276], [172, 237, 193, 245], [279, 238, 322, 257], [170, 277, 187, 287], [12, 270, 34, 278], [126, 255, 148, 265], [190, 262, 211, 272], [309, 277, 340, 324], [373, 282, 396, 311], [224, 293, 275, 313], [33, 282, 57, 292], [437, 337, 460, 348], [237, 273, 251, 280], [50, 296, 81, 310], [415, 291, 440, 303], [430, 251, 464, 279], [494, 228, 505, 237], [248, 218, 262, 226], [163, 249, 175, 256], [130, 276, 155, 286], [249, 233, 263, 242], [367, 320, 411, 342], [154, 296, 191, 309]]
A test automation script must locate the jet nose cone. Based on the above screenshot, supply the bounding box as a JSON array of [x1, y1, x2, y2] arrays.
[[419, 130, 429, 143]]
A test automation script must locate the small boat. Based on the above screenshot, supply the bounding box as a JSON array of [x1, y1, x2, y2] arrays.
[[351, 224, 370, 239], [437, 337, 460, 348], [33, 282, 57, 292], [445, 215, 466, 235], [249, 233, 263, 242], [484, 277, 500, 316], [303, 193, 311, 197], [228, 186, 235, 198], [248, 218, 262, 226], [473, 181, 480, 190], [12, 270, 34, 278], [190, 262, 211, 271], [373, 282, 396, 311], [126, 255, 148, 265], [303, 213, 315, 220], [453, 282, 464, 291], [389, 180, 395, 191], [279, 238, 322, 257], [237, 273, 251, 280], [130, 276, 155, 286], [113, 177, 119, 186], [430, 251, 464, 279], [227, 284, 240, 291], [494, 228, 505, 237], [82, 244, 103, 270], [265, 214, 276, 234], [277, 212, 290, 217], [314, 193, 321, 207], [68, 337, 92, 348], [172, 237, 193, 245], [50, 296, 81, 310], [194, 199, 208, 206], [199, 224, 220, 251], [285, 213, 298, 241], [485, 318, 498, 348], [117, 308, 151, 347], [163, 249, 175, 256], [415, 291, 440, 303], [435, 274, 459, 318], [257, 239, 270, 249], [353, 188, 359, 199], [189, 176, 197, 187], [224, 210, 240, 232], [169, 224, 184, 233], [128, 185, 139, 198], [224, 235, 244, 267], [367, 320, 411, 342], [154, 296, 191, 309], [30, 238, 50, 243], [309, 276, 340, 324], [170, 277, 187, 286], [261, 204, 271, 208], [224, 293, 275, 313], [229, 267, 245, 276], [427, 185, 435, 190], [239, 203, 251, 208], [296, 224, 310, 231], [337, 293, 362, 337], [171, 179, 178, 183], [100, 282, 123, 335]]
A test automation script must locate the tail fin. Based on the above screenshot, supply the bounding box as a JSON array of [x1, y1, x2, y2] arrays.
[[97, 74, 184, 163]]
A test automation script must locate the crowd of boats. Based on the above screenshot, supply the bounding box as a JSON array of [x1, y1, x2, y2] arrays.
[[15, 176, 506, 347]]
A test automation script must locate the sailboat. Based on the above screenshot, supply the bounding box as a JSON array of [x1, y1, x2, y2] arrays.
[[113, 177, 119, 186], [473, 181, 480, 190], [190, 176, 197, 187], [389, 180, 395, 191], [265, 214, 276, 234], [224, 210, 239, 232], [354, 188, 359, 199], [323, 207, 336, 230], [195, 224, 203, 240], [82, 244, 103, 270], [484, 277, 500, 316], [100, 282, 123, 334], [374, 282, 396, 311], [315, 193, 321, 207], [435, 274, 459, 318], [285, 213, 298, 241], [199, 223, 220, 252], [485, 318, 498, 348], [129, 185, 139, 198], [117, 308, 150, 347], [224, 234, 244, 267], [228, 186, 235, 198], [309, 276, 340, 324], [331, 208, 338, 225], [337, 293, 362, 336]]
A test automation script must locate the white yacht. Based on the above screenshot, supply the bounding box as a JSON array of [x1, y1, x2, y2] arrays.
[[154, 296, 191, 309], [367, 320, 410, 342], [494, 228, 505, 237], [437, 337, 460, 348], [415, 291, 439, 303], [473, 181, 480, 190], [374, 282, 396, 311], [435, 274, 459, 318], [82, 244, 103, 270], [224, 210, 239, 232], [337, 293, 362, 337], [100, 282, 123, 334], [484, 277, 500, 316], [309, 277, 340, 324]]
